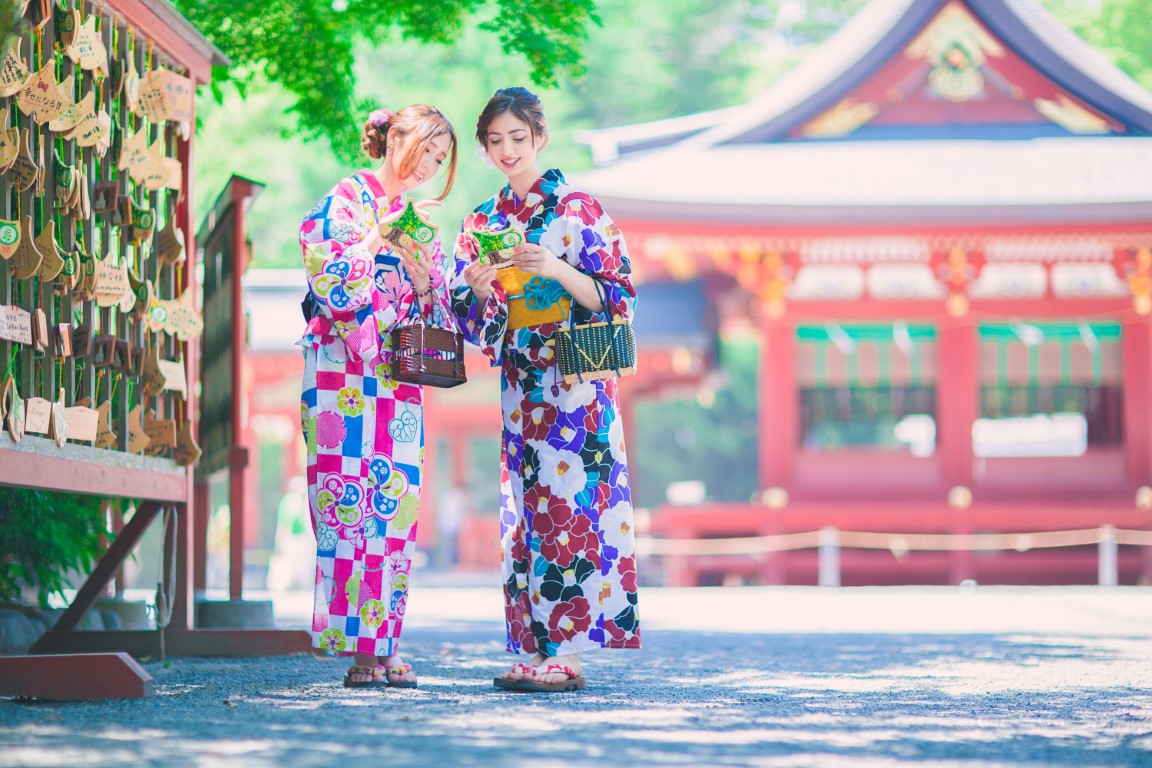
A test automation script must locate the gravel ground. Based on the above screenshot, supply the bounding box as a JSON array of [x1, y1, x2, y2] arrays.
[[1, 586, 1150, 768]]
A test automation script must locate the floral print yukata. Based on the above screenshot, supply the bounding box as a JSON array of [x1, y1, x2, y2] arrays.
[[450, 169, 641, 657], [299, 171, 453, 656]]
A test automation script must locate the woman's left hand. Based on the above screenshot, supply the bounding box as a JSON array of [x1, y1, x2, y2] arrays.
[[510, 243, 562, 278], [398, 246, 432, 298]]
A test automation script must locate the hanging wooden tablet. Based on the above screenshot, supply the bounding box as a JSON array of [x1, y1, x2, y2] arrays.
[[49, 85, 88, 134], [143, 413, 176, 456], [16, 63, 65, 123], [66, 100, 107, 148], [34, 220, 65, 281], [126, 403, 150, 453], [93, 257, 130, 307], [92, 111, 112, 157], [31, 307, 48, 350], [56, 8, 81, 52], [156, 216, 185, 266], [114, 338, 135, 375], [140, 344, 167, 396], [0, 38, 29, 97], [162, 157, 182, 195], [71, 323, 91, 357], [0, 218, 20, 260], [2, 374, 26, 442], [117, 128, 149, 176], [173, 418, 201, 466], [161, 70, 194, 124], [130, 200, 155, 244], [158, 357, 187, 396], [9, 129, 39, 192], [68, 16, 108, 73], [0, 304, 32, 343], [64, 403, 98, 443], [110, 195, 132, 227], [150, 289, 203, 340], [107, 57, 124, 98], [91, 334, 116, 368], [92, 180, 117, 213], [123, 57, 140, 113], [0, 112, 20, 171], [141, 140, 170, 191], [94, 400, 116, 448], [53, 323, 72, 357], [10, 216, 42, 280], [77, 249, 96, 300], [48, 388, 67, 447], [24, 396, 50, 433], [56, 250, 80, 294], [135, 69, 168, 122], [128, 269, 153, 318]]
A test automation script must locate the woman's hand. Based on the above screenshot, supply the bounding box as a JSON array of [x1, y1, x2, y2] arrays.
[[463, 261, 498, 305], [398, 246, 431, 298], [510, 242, 562, 278]]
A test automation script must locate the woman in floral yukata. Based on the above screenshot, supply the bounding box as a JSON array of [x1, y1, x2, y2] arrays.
[[299, 105, 458, 688], [451, 87, 641, 692]]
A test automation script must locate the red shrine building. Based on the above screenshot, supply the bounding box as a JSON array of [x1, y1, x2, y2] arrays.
[[570, 0, 1152, 585]]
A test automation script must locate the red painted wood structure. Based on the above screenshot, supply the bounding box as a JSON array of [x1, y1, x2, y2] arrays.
[[574, 0, 1152, 585], [0, 2, 307, 701]]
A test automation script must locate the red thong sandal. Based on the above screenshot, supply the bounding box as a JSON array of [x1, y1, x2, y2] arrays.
[[515, 664, 587, 693], [377, 663, 418, 689], [342, 664, 385, 689], [493, 661, 537, 691]]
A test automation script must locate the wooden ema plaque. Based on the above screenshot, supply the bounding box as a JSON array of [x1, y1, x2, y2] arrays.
[[143, 413, 176, 456], [1, 374, 25, 442], [34, 220, 64, 281], [10, 217, 41, 279], [0, 305, 32, 344], [16, 63, 65, 123], [23, 396, 50, 434], [64, 405, 99, 443], [126, 403, 150, 454], [0, 218, 19, 260], [94, 400, 116, 449], [173, 419, 201, 466], [0, 38, 29, 97]]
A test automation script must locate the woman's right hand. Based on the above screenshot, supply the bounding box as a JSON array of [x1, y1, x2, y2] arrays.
[[463, 261, 498, 305]]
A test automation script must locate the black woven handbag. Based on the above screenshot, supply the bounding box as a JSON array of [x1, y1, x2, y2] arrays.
[[555, 280, 636, 385]]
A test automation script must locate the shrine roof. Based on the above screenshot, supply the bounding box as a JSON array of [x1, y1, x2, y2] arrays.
[[575, 0, 1152, 220]]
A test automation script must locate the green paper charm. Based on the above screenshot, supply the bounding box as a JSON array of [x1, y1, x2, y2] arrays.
[[382, 201, 436, 256], [471, 224, 523, 266]]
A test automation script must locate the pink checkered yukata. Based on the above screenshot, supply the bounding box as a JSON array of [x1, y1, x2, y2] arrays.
[[298, 171, 453, 656]]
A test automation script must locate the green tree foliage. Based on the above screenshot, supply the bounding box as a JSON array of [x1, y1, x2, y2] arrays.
[[173, 0, 600, 162], [1042, 0, 1152, 90], [0, 488, 109, 607]]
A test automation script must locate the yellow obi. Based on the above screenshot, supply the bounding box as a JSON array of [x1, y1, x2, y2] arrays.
[[497, 266, 572, 330]]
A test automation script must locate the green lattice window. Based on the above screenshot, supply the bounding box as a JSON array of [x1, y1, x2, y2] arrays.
[[797, 324, 937, 454], [976, 322, 1123, 455]]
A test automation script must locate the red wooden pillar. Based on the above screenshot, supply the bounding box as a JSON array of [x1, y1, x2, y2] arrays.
[[758, 315, 796, 490], [193, 480, 210, 595], [1122, 316, 1152, 484], [937, 317, 978, 583], [421, 414, 439, 551], [1121, 316, 1152, 584]]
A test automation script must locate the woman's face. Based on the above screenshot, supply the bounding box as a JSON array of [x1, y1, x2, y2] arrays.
[[394, 132, 452, 192], [483, 112, 542, 180]]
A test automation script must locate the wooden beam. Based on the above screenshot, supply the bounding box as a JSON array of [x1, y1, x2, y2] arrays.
[[0, 653, 152, 700], [31, 629, 314, 658], [34, 503, 165, 639], [0, 437, 188, 501]]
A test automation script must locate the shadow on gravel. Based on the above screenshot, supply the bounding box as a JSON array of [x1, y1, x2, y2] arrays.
[[1, 626, 1149, 767]]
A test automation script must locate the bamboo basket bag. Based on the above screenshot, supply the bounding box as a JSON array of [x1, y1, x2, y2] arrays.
[[554, 279, 636, 385]]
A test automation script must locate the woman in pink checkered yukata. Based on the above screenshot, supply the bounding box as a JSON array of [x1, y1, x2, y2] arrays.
[[298, 105, 458, 688]]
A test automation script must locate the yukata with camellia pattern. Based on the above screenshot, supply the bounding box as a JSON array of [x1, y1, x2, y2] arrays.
[[298, 171, 452, 657], [449, 168, 641, 658]]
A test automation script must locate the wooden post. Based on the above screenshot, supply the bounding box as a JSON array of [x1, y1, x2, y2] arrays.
[[758, 316, 796, 490], [937, 317, 978, 583]]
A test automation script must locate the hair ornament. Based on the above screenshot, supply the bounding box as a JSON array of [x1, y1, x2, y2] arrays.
[[368, 109, 392, 129]]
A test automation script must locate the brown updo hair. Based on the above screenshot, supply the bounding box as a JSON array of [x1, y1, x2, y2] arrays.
[[475, 87, 549, 149], [361, 104, 458, 201]]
